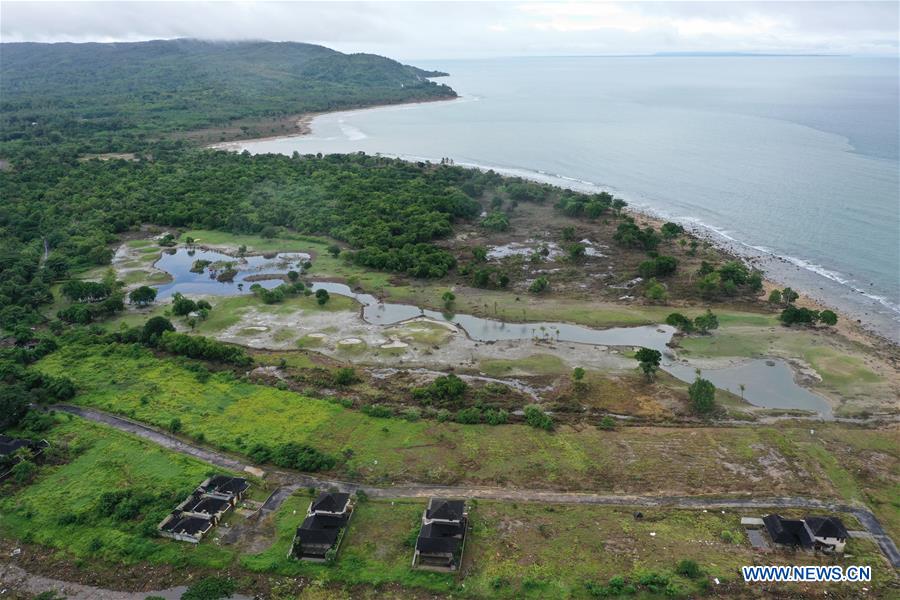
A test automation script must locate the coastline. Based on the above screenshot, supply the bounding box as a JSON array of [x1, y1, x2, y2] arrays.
[[209, 99, 899, 352]]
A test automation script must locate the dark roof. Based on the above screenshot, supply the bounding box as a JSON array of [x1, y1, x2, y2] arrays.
[[764, 514, 814, 548], [296, 527, 340, 546], [161, 514, 213, 536], [185, 496, 232, 515], [426, 498, 465, 522], [421, 521, 464, 539], [311, 492, 350, 514], [203, 475, 249, 496], [416, 520, 465, 555], [805, 516, 849, 539], [416, 535, 460, 555], [0, 435, 43, 457], [300, 513, 349, 531]]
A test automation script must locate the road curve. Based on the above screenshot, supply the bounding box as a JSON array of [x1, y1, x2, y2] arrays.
[[52, 404, 900, 568]]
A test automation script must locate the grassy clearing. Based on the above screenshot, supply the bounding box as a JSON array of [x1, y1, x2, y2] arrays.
[[480, 354, 567, 377], [0, 418, 238, 568], [385, 320, 455, 346], [680, 325, 888, 411], [33, 343, 871, 499], [813, 425, 900, 543], [243, 496, 455, 592], [461, 502, 894, 598]]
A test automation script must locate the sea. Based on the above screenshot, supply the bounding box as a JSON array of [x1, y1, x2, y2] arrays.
[[230, 55, 900, 342]]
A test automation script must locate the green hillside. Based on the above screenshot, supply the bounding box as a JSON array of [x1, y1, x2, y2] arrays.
[[0, 39, 455, 153]]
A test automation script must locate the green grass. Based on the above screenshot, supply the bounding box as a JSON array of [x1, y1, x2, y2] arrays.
[[681, 325, 885, 405], [479, 354, 568, 377], [32, 342, 868, 500], [242, 496, 455, 592], [0, 418, 238, 568]]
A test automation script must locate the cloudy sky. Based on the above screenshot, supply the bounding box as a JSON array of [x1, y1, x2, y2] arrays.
[[2, 1, 897, 59]]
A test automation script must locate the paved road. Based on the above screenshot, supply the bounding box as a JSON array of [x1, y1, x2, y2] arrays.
[[52, 404, 900, 568]]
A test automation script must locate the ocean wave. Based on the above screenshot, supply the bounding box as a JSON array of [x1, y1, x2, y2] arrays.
[[337, 120, 367, 141]]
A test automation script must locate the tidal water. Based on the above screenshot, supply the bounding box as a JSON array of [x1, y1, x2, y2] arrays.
[[229, 56, 900, 342]]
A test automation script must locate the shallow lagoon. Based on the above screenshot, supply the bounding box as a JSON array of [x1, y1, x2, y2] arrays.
[[154, 248, 833, 417]]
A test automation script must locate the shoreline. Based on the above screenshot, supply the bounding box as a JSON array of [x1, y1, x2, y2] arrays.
[[209, 98, 899, 353]]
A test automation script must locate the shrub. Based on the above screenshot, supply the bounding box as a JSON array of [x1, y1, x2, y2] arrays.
[[529, 276, 550, 294], [412, 374, 468, 406], [158, 331, 251, 366], [333, 367, 359, 386], [644, 278, 668, 302], [665, 313, 694, 333], [524, 404, 553, 430], [454, 407, 482, 424], [270, 443, 336, 472], [181, 577, 236, 600], [779, 305, 819, 326], [11, 460, 37, 484], [819, 309, 838, 326], [676, 559, 702, 579], [638, 255, 678, 278], [481, 210, 510, 232], [598, 415, 616, 430]]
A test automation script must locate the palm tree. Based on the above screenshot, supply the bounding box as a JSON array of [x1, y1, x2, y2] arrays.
[[739, 383, 746, 402]]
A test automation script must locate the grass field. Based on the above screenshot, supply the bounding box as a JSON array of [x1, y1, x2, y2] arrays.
[[0, 418, 239, 568], [33, 342, 885, 501]]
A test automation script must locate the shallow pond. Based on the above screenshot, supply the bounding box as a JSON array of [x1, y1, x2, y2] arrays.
[[153, 248, 310, 299], [151, 248, 833, 417]]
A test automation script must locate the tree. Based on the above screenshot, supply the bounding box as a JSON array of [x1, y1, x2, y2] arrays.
[[782, 287, 799, 304], [315, 288, 330, 306], [768, 289, 782, 304], [634, 347, 662, 381], [327, 244, 341, 258], [819, 310, 838, 326], [693, 310, 719, 334], [689, 376, 716, 414], [572, 367, 585, 381], [128, 286, 157, 306], [141, 316, 175, 343], [665, 313, 694, 333], [287, 270, 299, 282], [472, 246, 487, 263], [441, 290, 456, 310], [171, 292, 197, 316], [168, 418, 182, 433]]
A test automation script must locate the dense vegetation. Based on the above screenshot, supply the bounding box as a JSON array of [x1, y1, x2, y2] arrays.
[[1, 39, 455, 155], [1, 151, 514, 329]]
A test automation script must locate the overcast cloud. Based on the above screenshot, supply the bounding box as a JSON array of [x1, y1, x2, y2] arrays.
[[1, 1, 897, 59]]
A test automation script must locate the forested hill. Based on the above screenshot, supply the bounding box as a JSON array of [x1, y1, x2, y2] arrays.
[[0, 39, 456, 155]]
